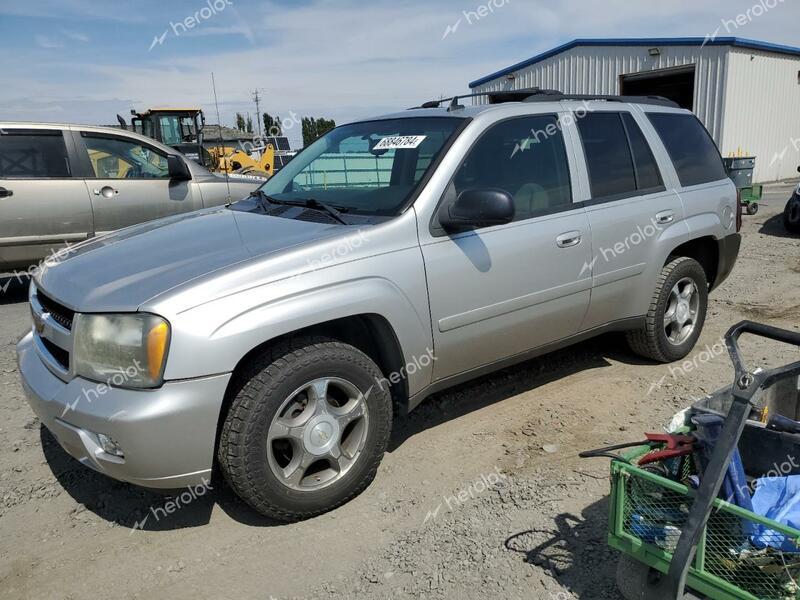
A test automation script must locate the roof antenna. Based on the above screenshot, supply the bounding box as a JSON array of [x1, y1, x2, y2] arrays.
[[211, 72, 232, 206], [448, 95, 465, 112]]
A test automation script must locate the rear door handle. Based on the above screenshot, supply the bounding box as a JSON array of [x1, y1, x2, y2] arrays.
[[93, 186, 119, 198], [655, 210, 674, 225], [556, 231, 582, 248], [0, 187, 13, 198]]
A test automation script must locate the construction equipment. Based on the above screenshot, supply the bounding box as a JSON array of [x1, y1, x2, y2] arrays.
[[116, 107, 277, 178], [204, 142, 275, 178], [122, 107, 206, 164]]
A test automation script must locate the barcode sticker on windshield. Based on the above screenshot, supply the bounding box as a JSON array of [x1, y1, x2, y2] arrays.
[[373, 135, 427, 150]]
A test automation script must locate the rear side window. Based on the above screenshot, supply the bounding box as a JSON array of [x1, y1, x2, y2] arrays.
[[647, 113, 727, 187], [0, 130, 71, 178], [622, 113, 663, 191], [578, 113, 636, 199]]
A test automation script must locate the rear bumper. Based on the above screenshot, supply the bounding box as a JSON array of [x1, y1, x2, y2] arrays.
[[712, 233, 741, 291], [17, 331, 231, 489]]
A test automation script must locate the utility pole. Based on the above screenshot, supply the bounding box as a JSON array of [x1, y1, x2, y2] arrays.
[[251, 89, 263, 139]]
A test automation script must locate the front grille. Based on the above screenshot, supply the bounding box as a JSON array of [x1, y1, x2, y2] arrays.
[[41, 337, 69, 370], [37, 291, 75, 330]]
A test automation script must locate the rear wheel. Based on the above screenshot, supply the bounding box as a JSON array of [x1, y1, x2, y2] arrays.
[[627, 257, 708, 363], [745, 202, 759, 216], [217, 336, 392, 521], [785, 198, 800, 234]]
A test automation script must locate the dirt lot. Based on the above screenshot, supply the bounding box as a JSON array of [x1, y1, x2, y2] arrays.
[[1, 182, 798, 600]]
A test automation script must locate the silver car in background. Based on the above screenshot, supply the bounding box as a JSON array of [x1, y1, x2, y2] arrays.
[[17, 91, 741, 522], [0, 122, 261, 271]]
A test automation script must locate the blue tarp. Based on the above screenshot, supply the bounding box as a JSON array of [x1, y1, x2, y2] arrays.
[[751, 476, 800, 553]]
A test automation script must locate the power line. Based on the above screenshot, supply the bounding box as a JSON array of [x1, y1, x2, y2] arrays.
[[251, 89, 263, 138]]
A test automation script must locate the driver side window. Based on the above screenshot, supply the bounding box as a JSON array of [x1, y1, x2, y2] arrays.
[[81, 133, 169, 179], [452, 115, 573, 222]]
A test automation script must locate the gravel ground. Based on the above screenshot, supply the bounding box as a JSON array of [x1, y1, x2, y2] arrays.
[[1, 182, 798, 600]]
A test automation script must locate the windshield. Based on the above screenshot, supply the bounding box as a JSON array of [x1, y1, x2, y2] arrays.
[[258, 117, 464, 216]]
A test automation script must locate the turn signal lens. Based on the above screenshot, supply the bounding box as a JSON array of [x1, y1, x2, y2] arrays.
[[147, 321, 170, 381]]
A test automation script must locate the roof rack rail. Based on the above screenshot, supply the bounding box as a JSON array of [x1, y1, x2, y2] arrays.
[[524, 93, 679, 108], [412, 88, 563, 111], [412, 88, 680, 110]]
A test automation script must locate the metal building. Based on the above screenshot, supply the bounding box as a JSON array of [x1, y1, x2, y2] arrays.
[[469, 38, 800, 183]]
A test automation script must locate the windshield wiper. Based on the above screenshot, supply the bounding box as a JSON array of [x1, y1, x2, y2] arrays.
[[269, 197, 350, 225], [248, 189, 278, 212], [247, 191, 350, 225]]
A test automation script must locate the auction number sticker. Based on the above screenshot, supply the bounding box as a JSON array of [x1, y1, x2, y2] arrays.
[[373, 135, 427, 150]]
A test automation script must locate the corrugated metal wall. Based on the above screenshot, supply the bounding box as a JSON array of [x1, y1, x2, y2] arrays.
[[472, 44, 800, 182], [722, 48, 800, 182], [472, 45, 729, 141]]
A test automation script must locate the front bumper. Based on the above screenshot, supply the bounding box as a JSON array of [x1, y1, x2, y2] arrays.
[[17, 331, 231, 489], [712, 233, 742, 291]]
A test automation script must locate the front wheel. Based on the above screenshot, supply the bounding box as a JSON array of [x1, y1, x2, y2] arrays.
[[217, 337, 392, 521], [745, 202, 759, 216], [627, 257, 708, 363]]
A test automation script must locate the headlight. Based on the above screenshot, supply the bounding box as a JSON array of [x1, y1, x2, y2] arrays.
[[73, 313, 171, 388]]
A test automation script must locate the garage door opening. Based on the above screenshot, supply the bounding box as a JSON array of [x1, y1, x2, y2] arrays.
[[620, 66, 696, 110]]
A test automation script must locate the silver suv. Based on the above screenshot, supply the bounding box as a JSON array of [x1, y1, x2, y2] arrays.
[[0, 122, 260, 271], [17, 91, 741, 521]]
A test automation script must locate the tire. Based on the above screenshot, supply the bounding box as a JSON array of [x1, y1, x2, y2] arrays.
[[785, 198, 800, 234], [217, 336, 392, 522], [626, 257, 708, 363], [616, 554, 660, 600], [745, 202, 759, 216]]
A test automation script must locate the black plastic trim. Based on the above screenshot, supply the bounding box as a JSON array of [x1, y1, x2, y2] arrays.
[[712, 232, 742, 291]]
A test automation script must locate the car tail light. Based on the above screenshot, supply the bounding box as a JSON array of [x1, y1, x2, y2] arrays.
[[736, 190, 743, 233]]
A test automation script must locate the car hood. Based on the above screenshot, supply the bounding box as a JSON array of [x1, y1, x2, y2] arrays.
[[35, 207, 348, 312]]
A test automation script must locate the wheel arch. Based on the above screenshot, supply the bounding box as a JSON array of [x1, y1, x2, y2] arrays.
[[665, 235, 720, 288], [213, 313, 410, 464]]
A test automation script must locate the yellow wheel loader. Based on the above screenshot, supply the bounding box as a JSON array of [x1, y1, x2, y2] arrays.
[[117, 107, 274, 178]]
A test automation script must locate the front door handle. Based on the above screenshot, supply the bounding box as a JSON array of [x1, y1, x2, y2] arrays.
[[655, 210, 674, 225], [556, 231, 582, 248], [93, 186, 119, 199], [0, 187, 13, 198]]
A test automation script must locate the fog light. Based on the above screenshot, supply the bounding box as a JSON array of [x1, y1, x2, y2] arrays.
[[97, 433, 124, 458]]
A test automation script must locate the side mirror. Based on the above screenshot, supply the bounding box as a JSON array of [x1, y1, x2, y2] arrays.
[[439, 188, 515, 231], [167, 155, 192, 181]]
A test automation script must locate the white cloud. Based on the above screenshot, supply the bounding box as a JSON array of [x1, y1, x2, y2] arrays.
[[4, 0, 800, 149], [34, 34, 63, 49], [62, 29, 90, 43]]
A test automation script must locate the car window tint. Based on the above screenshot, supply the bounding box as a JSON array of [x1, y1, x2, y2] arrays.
[[0, 131, 71, 178], [622, 113, 663, 190], [82, 134, 169, 179], [452, 115, 572, 222], [577, 113, 637, 199], [647, 113, 728, 187]]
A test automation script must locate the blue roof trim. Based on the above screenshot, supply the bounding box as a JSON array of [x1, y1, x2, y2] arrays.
[[469, 37, 800, 88]]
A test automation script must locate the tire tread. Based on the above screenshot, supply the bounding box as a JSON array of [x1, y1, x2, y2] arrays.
[[217, 336, 391, 522]]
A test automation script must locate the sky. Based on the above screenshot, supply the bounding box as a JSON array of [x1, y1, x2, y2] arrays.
[[1, 0, 798, 148]]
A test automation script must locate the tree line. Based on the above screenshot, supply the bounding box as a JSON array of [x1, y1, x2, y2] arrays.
[[234, 112, 336, 147]]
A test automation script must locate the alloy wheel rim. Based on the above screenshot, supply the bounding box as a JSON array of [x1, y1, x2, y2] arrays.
[[663, 277, 700, 346], [266, 377, 369, 492]]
